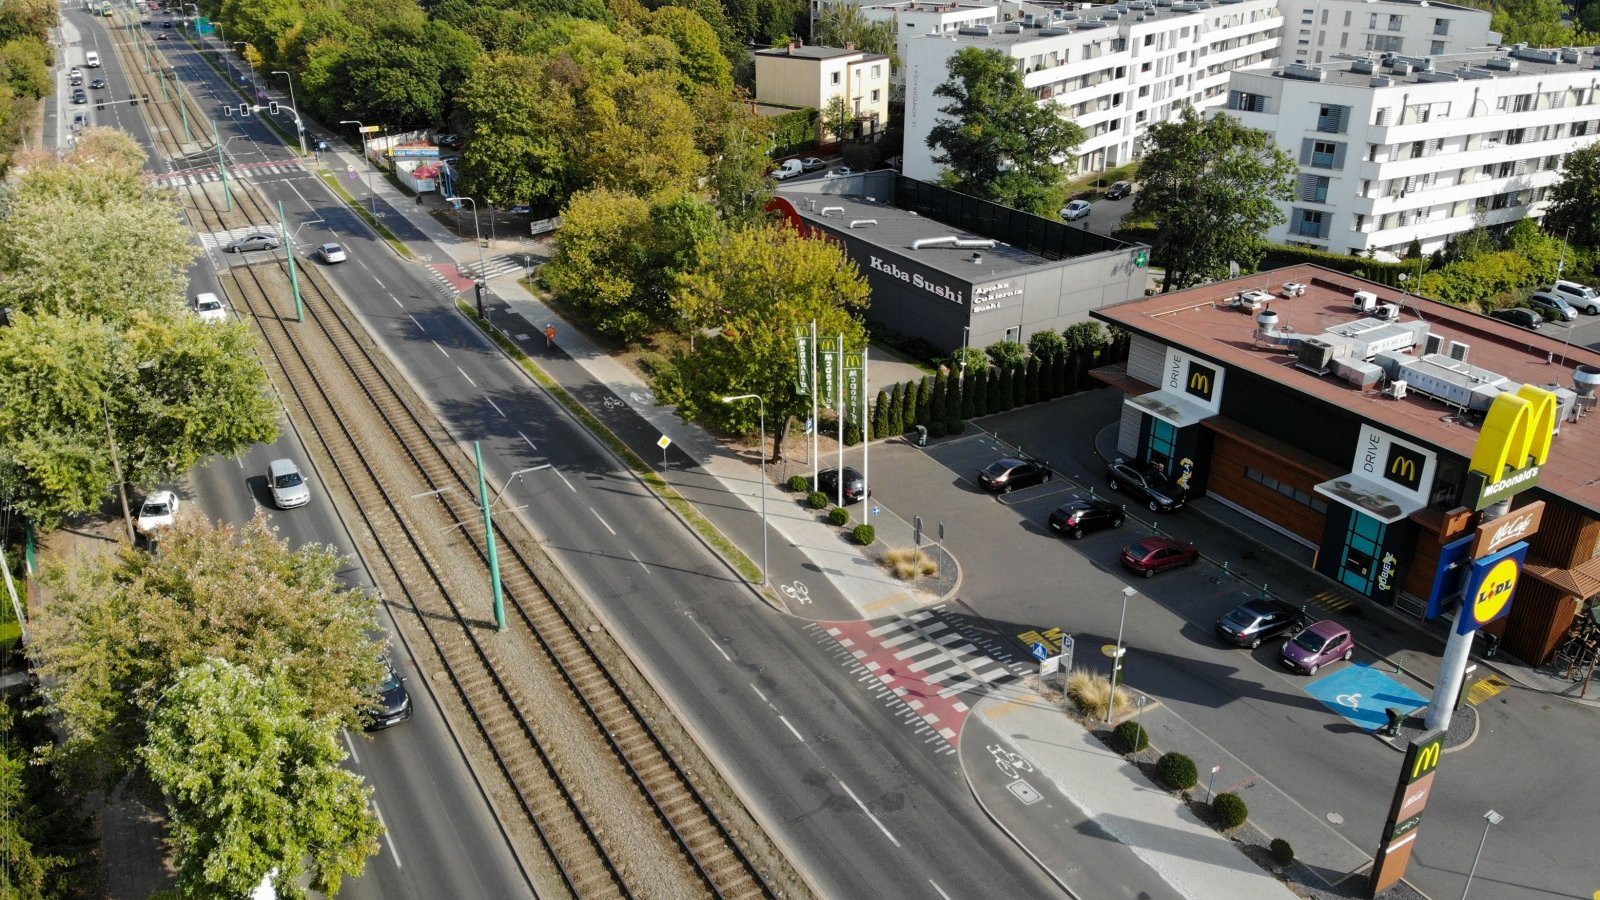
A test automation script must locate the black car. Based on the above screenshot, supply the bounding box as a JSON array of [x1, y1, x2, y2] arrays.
[[1047, 497, 1124, 539], [816, 466, 869, 504], [1215, 598, 1305, 649], [71, 88, 87, 104], [1489, 307, 1542, 330], [1106, 180, 1134, 200], [1104, 460, 1185, 512], [90, 78, 107, 89], [978, 455, 1053, 493], [364, 656, 413, 731]]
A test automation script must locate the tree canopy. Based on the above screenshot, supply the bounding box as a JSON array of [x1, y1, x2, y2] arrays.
[[1545, 142, 1600, 250], [141, 658, 382, 899], [1133, 106, 1298, 290], [925, 47, 1086, 215], [669, 224, 871, 457], [29, 516, 386, 782]]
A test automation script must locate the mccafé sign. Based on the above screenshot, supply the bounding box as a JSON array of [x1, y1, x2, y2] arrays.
[[1465, 385, 1557, 510], [1470, 500, 1544, 558]]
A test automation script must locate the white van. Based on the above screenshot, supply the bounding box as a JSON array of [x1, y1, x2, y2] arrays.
[[770, 159, 804, 181], [1546, 279, 1600, 315], [85, 51, 101, 68]]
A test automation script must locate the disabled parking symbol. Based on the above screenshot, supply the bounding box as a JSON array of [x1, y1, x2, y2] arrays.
[[1303, 664, 1428, 729]]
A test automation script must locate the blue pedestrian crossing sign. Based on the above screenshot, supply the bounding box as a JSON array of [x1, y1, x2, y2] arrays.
[[1031, 642, 1051, 661]]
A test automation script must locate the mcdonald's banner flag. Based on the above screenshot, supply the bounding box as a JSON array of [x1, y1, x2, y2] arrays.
[[843, 350, 865, 412], [794, 329, 811, 396], [817, 349, 837, 408], [1464, 384, 1557, 510]]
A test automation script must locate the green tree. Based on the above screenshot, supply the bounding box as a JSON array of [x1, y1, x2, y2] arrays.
[[871, 389, 891, 439], [1134, 106, 1297, 290], [545, 188, 662, 340], [926, 47, 1086, 214], [1546, 143, 1600, 249], [996, 364, 1014, 412], [914, 376, 932, 427], [986, 339, 1026, 369], [1010, 361, 1026, 407], [821, 95, 853, 143], [1024, 356, 1040, 404], [983, 365, 1001, 414], [929, 368, 948, 422], [141, 658, 382, 899], [454, 55, 577, 208], [0, 312, 279, 530], [29, 516, 386, 782], [1490, 0, 1575, 45], [671, 224, 870, 458], [0, 141, 197, 322], [702, 96, 774, 223], [648, 6, 732, 91], [887, 381, 906, 434], [816, 3, 897, 64], [0, 702, 74, 900], [960, 368, 978, 418]]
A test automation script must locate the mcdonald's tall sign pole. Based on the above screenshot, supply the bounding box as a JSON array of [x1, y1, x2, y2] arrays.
[[1367, 730, 1446, 898], [1425, 385, 1555, 732]]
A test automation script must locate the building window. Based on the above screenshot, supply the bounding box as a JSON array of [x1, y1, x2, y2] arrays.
[[871, 64, 881, 78], [1434, 17, 1450, 35], [1317, 104, 1351, 133], [1294, 208, 1328, 237], [1366, 34, 1403, 53], [1388, 14, 1403, 30], [1338, 512, 1386, 594], [871, 89, 880, 102], [831, 72, 841, 85], [1298, 173, 1330, 202], [1368, 12, 1377, 28], [1148, 420, 1178, 475], [1229, 91, 1267, 112], [1303, 138, 1344, 169], [1431, 40, 1445, 55]]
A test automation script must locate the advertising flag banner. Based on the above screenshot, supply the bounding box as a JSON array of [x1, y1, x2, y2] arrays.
[[843, 350, 864, 412], [795, 329, 811, 395], [817, 349, 837, 408]]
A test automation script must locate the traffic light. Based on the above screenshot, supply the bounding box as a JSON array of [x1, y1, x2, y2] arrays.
[[268, 101, 279, 115], [238, 104, 251, 117], [222, 106, 232, 117]]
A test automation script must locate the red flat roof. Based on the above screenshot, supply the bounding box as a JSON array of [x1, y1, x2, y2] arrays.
[[1093, 265, 1600, 515]]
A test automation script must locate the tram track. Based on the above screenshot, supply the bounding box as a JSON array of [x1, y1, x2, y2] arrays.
[[189, 171, 789, 898]]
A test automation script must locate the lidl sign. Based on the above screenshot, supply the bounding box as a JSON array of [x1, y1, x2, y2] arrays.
[[1456, 542, 1526, 634], [1464, 385, 1557, 510]]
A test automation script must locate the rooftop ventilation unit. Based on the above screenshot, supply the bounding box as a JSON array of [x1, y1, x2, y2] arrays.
[[1371, 75, 1394, 87], [1283, 63, 1326, 82], [1456, 66, 1498, 79], [848, 219, 878, 228], [1171, 2, 1199, 10], [1576, 364, 1600, 397], [1417, 71, 1461, 83], [1558, 47, 1584, 63], [1485, 56, 1518, 71], [1510, 45, 1562, 63], [1447, 340, 1469, 363], [820, 206, 844, 217], [1351, 59, 1376, 74], [1352, 290, 1379, 312], [911, 236, 957, 249], [1101, 10, 1123, 20], [1390, 61, 1414, 75], [1384, 53, 1434, 71], [1004, 22, 1022, 32], [1422, 333, 1443, 356], [1296, 338, 1342, 375], [958, 24, 991, 35], [1040, 25, 1074, 35], [1076, 19, 1110, 28]]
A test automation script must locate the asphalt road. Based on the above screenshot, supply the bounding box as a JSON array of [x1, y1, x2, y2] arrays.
[[129, 20, 1076, 900]]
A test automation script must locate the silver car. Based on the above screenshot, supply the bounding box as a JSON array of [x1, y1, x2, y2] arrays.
[[266, 458, 311, 509], [224, 232, 279, 253], [318, 242, 347, 264]]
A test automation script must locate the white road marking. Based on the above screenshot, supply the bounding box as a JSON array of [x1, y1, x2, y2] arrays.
[[342, 730, 360, 765], [432, 341, 448, 358], [517, 431, 536, 453], [455, 365, 475, 387], [628, 550, 650, 574], [553, 468, 575, 492], [372, 801, 401, 867], [778, 715, 805, 742], [484, 396, 505, 418], [750, 684, 770, 704], [371, 276, 385, 290], [590, 509, 616, 535], [408, 314, 426, 333], [684, 614, 731, 662], [389, 294, 402, 308], [837, 779, 900, 847], [929, 880, 954, 900]]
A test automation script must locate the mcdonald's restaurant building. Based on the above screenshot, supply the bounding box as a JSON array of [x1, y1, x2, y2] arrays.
[[1091, 265, 1600, 665]]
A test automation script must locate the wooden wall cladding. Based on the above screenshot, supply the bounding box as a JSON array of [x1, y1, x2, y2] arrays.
[[1209, 432, 1327, 545]]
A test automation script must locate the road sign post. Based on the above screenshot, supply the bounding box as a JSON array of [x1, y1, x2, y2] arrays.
[[657, 435, 672, 468]]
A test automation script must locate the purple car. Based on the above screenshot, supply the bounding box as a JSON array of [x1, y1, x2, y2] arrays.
[[1279, 620, 1354, 675]]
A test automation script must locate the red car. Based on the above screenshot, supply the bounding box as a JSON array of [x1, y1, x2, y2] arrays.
[[1120, 537, 1198, 577]]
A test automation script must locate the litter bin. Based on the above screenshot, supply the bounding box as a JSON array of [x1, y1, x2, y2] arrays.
[[913, 425, 928, 447], [1380, 708, 1404, 737], [1480, 631, 1501, 659]]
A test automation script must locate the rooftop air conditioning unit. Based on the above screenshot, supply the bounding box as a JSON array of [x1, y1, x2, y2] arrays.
[[1297, 338, 1337, 374]]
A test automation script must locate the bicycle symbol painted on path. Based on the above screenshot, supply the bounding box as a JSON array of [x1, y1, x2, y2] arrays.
[[987, 744, 1035, 779], [600, 396, 624, 409], [779, 581, 811, 605]]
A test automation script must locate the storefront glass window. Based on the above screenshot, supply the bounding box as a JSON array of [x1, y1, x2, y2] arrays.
[[1338, 512, 1385, 593], [1148, 420, 1177, 476]]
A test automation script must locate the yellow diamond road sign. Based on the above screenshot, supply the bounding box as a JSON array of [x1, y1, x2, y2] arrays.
[[657, 436, 672, 449]]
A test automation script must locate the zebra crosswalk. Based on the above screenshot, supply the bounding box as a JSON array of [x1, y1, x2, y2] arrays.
[[458, 254, 532, 282], [808, 606, 1028, 753], [157, 159, 306, 189]]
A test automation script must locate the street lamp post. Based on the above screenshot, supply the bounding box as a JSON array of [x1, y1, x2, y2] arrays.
[[1107, 585, 1136, 724], [444, 195, 485, 282], [271, 70, 305, 156], [232, 41, 256, 92], [1461, 809, 1503, 899], [721, 394, 768, 586], [339, 119, 376, 216]]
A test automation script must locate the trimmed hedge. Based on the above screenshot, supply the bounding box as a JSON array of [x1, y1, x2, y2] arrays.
[[1156, 752, 1198, 791], [1269, 838, 1295, 865], [787, 475, 808, 492], [807, 491, 828, 510], [1212, 792, 1248, 830], [828, 507, 850, 527], [852, 524, 876, 545], [1112, 721, 1149, 754]]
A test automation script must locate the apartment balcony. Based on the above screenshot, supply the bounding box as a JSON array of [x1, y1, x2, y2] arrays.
[[1354, 170, 1557, 216], [1366, 104, 1596, 146], [1353, 142, 1573, 182]]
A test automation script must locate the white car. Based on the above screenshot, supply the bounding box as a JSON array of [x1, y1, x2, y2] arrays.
[[266, 458, 311, 509], [318, 242, 347, 264], [192, 292, 227, 324], [1061, 200, 1092, 221], [1546, 280, 1600, 315], [825, 166, 855, 178], [137, 490, 180, 535]]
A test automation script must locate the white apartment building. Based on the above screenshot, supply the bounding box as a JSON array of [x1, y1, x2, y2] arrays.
[[754, 42, 894, 139], [903, 0, 1284, 179], [1285, 0, 1496, 66], [1224, 45, 1600, 257], [858, 1, 1001, 87]]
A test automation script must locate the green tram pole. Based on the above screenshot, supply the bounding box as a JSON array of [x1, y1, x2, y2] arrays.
[[277, 200, 303, 321], [476, 441, 505, 631]]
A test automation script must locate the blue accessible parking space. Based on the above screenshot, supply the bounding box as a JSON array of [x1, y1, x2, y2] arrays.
[[1302, 663, 1428, 730]]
